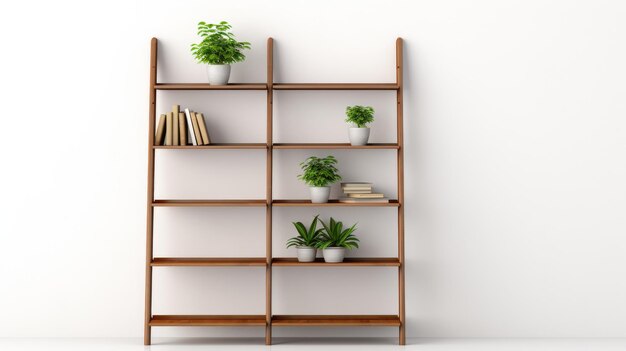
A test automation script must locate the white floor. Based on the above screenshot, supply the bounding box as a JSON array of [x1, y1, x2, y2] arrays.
[[1, 338, 626, 351]]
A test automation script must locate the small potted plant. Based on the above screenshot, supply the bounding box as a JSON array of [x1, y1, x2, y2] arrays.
[[297, 156, 342, 203], [315, 217, 359, 263], [345, 105, 375, 145], [191, 21, 251, 85], [286, 215, 323, 262]]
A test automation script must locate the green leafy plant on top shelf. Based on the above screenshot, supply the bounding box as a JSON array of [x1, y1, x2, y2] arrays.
[[345, 105, 375, 128], [190, 21, 251, 64], [286, 215, 323, 248], [315, 217, 359, 249], [297, 156, 342, 187]]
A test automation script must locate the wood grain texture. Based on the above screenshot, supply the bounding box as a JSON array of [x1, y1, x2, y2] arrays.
[[273, 83, 399, 90], [265, 37, 274, 346], [152, 199, 266, 207], [272, 257, 400, 266], [272, 199, 400, 207], [273, 143, 399, 149], [396, 37, 406, 346], [150, 315, 266, 326], [144, 37, 158, 346], [272, 315, 401, 326], [153, 143, 267, 149], [151, 257, 266, 266], [155, 83, 267, 90]]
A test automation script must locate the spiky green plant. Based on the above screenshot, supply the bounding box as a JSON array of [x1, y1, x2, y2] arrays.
[[345, 105, 375, 128], [315, 217, 359, 249], [286, 215, 323, 248], [190, 21, 251, 65], [297, 155, 342, 187]]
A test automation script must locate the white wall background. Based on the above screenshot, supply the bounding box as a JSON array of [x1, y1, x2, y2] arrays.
[[1, 0, 625, 339]]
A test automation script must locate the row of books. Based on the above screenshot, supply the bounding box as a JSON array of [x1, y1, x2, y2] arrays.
[[338, 182, 390, 203], [155, 105, 211, 146]]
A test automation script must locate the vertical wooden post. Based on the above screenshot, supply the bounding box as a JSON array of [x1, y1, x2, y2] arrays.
[[396, 37, 406, 346], [265, 37, 274, 346], [144, 37, 158, 346]]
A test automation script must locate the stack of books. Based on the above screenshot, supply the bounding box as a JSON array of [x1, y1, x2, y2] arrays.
[[155, 105, 211, 146], [338, 182, 389, 203]]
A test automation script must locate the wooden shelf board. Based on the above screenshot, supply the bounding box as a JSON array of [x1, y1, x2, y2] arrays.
[[272, 199, 400, 207], [273, 83, 399, 90], [155, 83, 267, 90], [273, 143, 399, 149], [272, 257, 400, 266], [152, 200, 267, 207], [152, 258, 266, 267], [155, 83, 398, 90], [150, 315, 266, 326], [154, 143, 267, 149], [272, 315, 401, 326]]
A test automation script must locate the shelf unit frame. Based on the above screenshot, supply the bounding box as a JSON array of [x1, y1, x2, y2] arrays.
[[144, 37, 405, 345]]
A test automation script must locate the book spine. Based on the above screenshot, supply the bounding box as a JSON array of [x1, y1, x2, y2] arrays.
[[179, 112, 187, 145], [339, 198, 389, 203], [155, 114, 166, 146], [196, 113, 211, 145], [347, 194, 384, 198], [172, 105, 180, 145], [172, 111, 179, 146], [165, 112, 173, 145], [191, 112, 204, 145], [184, 108, 197, 146]]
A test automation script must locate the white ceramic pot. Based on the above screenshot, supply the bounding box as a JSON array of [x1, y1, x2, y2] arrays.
[[296, 246, 317, 262], [322, 247, 346, 263], [207, 64, 231, 85], [348, 127, 370, 146], [309, 186, 331, 203]]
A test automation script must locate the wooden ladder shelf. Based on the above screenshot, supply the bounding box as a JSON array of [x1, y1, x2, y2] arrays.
[[144, 37, 405, 345]]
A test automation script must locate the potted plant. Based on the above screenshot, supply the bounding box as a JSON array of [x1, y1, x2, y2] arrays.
[[286, 215, 323, 262], [315, 217, 359, 263], [191, 21, 251, 85], [345, 105, 375, 145], [297, 156, 342, 203]]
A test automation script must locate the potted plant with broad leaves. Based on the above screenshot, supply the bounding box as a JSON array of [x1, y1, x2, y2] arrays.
[[297, 155, 342, 203], [345, 105, 375, 145], [191, 21, 251, 85], [286, 215, 323, 262], [315, 217, 359, 263]]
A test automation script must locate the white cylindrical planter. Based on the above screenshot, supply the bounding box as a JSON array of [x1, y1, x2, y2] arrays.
[[309, 186, 331, 203], [207, 64, 231, 85], [296, 246, 317, 262], [348, 127, 370, 146], [322, 247, 346, 263]]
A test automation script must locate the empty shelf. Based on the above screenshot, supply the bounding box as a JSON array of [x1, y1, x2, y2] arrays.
[[273, 83, 399, 90], [272, 315, 401, 326], [152, 258, 267, 266], [150, 315, 266, 326], [152, 200, 267, 207]]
